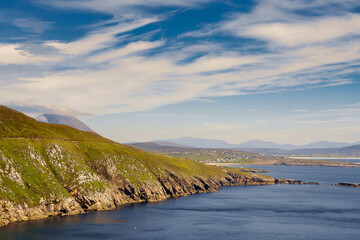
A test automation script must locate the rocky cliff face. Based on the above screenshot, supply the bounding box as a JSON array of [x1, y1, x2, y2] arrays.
[[0, 161, 297, 227], [0, 106, 302, 227]]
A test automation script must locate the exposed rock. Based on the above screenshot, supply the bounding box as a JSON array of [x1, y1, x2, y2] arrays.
[[303, 182, 320, 185], [238, 168, 270, 173], [0, 198, 83, 227], [0, 168, 302, 227], [275, 179, 303, 184], [336, 183, 360, 188]]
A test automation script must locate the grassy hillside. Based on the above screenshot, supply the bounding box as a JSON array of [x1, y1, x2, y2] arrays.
[[0, 106, 105, 141], [0, 106, 230, 204], [0, 105, 280, 226]]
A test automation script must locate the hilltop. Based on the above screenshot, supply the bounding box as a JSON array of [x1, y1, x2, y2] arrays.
[[36, 113, 94, 132], [0, 106, 292, 227]]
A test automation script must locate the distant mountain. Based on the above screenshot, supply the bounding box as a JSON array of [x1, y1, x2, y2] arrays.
[[148, 137, 360, 150], [289, 144, 360, 156], [152, 137, 236, 149], [234, 145, 360, 156], [152, 141, 189, 148], [237, 140, 298, 150], [130, 141, 360, 157], [301, 141, 351, 149], [36, 113, 94, 132], [130, 142, 190, 152]]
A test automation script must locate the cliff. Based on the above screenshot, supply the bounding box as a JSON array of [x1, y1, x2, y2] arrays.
[[0, 106, 299, 227]]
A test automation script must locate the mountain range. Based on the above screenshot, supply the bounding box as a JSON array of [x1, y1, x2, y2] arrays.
[[149, 137, 360, 150], [31, 116, 357, 151]]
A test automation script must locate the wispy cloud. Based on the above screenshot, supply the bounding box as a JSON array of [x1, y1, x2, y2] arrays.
[[245, 14, 360, 47], [7, 103, 90, 117], [90, 40, 164, 63], [1, 0, 360, 118], [34, 0, 216, 14], [0, 43, 62, 65], [13, 17, 53, 34], [46, 17, 159, 56]]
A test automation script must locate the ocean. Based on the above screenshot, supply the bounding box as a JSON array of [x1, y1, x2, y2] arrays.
[[1, 163, 359, 240]]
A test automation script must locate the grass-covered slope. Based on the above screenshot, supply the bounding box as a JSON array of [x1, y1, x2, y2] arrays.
[[0, 105, 284, 227], [0, 106, 106, 141]]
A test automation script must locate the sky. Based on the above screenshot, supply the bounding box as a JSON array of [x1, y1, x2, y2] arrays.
[[1, 0, 360, 145]]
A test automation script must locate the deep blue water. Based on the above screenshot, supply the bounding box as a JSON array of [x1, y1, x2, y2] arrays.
[[0, 165, 359, 240], [239, 165, 360, 184]]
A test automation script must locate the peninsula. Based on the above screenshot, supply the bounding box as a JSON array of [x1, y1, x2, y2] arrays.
[[0, 106, 300, 227]]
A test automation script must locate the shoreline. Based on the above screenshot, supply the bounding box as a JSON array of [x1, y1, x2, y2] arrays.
[[290, 157, 360, 160], [206, 161, 360, 167], [0, 170, 301, 228]]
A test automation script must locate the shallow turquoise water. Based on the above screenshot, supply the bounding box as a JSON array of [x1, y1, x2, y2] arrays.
[[0, 165, 359, 240]]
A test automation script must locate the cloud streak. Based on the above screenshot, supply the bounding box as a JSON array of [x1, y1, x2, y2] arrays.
[[34, 0, 215, 13], [13, 17, 53, 34], [1, 0, 360, 118]]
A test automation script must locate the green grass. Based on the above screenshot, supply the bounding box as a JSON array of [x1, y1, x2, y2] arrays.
[[0, 105, 269, 207]]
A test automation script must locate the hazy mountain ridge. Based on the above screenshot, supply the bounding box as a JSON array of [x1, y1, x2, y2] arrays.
[[148, 137, 360, 151], [36, 113, 94, 132], [233, 145, 360, 156], [152, 137, 235, 149], [129, 142, 360, 167]]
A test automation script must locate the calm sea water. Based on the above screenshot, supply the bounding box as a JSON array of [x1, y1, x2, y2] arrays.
[[291, 158, 360, 163], [1, 164, 359, 240]]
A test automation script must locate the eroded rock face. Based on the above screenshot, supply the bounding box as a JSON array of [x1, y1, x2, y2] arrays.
[[0, 198, 82, 227], [0, 168, 302, 227], [0, 141, 302, 228], [275, 179, 302, 184], [336, 183, 360, 188]]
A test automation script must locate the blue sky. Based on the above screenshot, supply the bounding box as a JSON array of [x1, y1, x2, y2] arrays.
[[1, 0, 360, 144]]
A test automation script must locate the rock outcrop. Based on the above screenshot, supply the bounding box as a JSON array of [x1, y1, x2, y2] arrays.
[[336, 183, 360, 188], [0, 168, 300, 227]]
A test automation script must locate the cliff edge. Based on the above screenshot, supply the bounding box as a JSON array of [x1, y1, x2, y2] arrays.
[[0, 106, 300, 227]]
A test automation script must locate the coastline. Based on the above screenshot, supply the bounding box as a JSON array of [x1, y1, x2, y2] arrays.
[[206, 160, 360, 167], [0, 169, 301, 228], [290, 157, 360, 160]]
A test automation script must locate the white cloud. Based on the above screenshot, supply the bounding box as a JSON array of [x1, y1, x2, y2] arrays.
[[0, 43, 62, 65], [91, 41, 164, 63], [180, 55, 260, 74], [35, 0, 215, 14], [46, 17, 158, 56], [246, 14, 360, 46], [221, 0, 360, 46], [7, 103, 89, 118], [0, 51, 263, 114], [1, 0, 360, 118], [13, 17, 53, 34]]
